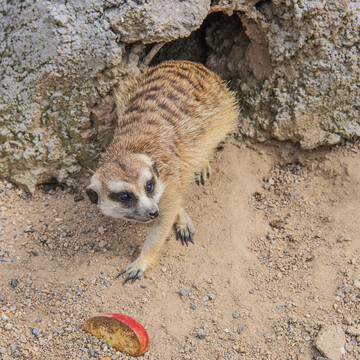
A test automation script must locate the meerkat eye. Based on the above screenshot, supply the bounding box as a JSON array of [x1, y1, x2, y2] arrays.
[[117, 192, 132, 202], [109, 192, 133, 202], [146, 178, 155, 194]]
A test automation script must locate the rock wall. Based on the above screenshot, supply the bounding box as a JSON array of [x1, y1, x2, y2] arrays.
[[1, 0, 359, 192], [206, 0, 360, 148]]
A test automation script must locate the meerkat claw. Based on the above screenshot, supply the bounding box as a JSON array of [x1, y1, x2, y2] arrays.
[[176, 227, 195, 246], [123, 269, 142, 284], [189, 232, 194, 244], [195, 165, 210, 186], [115, 269, 127, 279]]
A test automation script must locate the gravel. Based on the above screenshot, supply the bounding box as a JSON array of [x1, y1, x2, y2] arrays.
[[32, 328, 40, 337], [197, 329, 206, 339], [180, 288, 190, 297]]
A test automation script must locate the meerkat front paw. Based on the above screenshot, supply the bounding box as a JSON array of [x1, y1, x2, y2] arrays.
[[195, 163, 211, 186], [116, 256, 151, 284], [175, 208, 196, 246]]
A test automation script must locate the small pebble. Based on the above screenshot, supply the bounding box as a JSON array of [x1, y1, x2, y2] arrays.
[[140, 284, 147, 289], [180, 288, 189, 297], [5, 323, 12, 330], [232, 310, 240, 319], [32, 251, 39, 256], [353, 278, 360, 290], [0, 348, 5, 354], [190, 304, 196, 310], [237, 327, 244, 334], [249, 289, 254, 294], [10, 279, 17, 288], [74, 194, 84, 202], [21, 193, 29, 199], [197, 329, 206, 339], [289, 192, 297, 198], [32, 328, 40, 336], [98, 226, 105, 235]]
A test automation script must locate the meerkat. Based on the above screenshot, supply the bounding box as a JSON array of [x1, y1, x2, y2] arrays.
[[86, 60, 238, 283]]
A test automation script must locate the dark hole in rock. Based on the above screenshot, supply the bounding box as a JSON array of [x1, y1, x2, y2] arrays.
[[151, 10, 272, 121]]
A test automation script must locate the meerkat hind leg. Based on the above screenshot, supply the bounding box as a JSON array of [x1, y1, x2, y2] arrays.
[[175, 207, 196, 246], [195, 162, 211, 186]]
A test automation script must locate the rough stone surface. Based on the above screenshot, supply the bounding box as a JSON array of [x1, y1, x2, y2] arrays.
[[1, 0, 360, 190], [0, 0, 135, 192], [105, 0, 211, 44], [314, 325, 346, 360], [206, 0, 360, 149]]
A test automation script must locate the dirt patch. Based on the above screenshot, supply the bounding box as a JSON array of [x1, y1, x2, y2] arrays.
[[0, 140, 359, 359]]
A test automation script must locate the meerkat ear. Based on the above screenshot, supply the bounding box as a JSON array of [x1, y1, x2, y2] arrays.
[[152, 162, 159, 177], [86, 188, 99, 205]]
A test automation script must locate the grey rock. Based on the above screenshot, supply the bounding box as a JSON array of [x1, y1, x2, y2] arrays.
[[74, 195, 84, 202], [1, 0, 360, 190], [0, 0, 129, 192], [197, 329, 206, 339], [32, 328, 40, 336], [5, 323, 12, 330], [353, 278, 360, 290], [105, 0, 210, 44], [346, 327, 360, 337], [206, 0, 360, 149], [314, 325, 345, 360], [10, 345, 17, 354], [190, 304, 196, 310], [232, 310, 240, 319], [180, 288, 190, 297]]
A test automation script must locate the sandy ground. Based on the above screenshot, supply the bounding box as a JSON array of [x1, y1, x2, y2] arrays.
[[0, 140, 360, 360]]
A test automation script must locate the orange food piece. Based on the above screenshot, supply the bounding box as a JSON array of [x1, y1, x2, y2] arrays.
[[84, 313, 149, 357]]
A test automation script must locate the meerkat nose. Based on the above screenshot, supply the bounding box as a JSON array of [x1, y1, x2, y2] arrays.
[[149, 210, 159, 219]]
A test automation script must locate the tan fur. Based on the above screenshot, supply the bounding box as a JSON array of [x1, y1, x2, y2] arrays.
[[88, 60, 238, 281]]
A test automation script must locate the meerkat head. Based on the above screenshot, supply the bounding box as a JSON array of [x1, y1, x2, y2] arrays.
[[86, 153, 164, 223]]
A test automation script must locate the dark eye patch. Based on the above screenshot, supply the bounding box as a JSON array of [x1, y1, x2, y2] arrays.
[[109, 192, 136, 205]]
